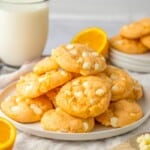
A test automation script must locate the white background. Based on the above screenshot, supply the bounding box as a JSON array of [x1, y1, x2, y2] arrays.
[[50, 0, 150, 20], [44, 0, 150, 55]]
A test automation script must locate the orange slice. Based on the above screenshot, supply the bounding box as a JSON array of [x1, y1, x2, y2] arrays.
[[0, 117, 16, 150], [71, 27, 109, 57]]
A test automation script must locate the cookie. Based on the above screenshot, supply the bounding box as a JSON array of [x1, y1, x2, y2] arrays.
[[52, 44, 107, 75], [46, 87, 61, 107], [96, 99, 143, 128], [56, 76, 112, 119], [41, 108, 95, 133], [16, 69, 73, 98], [110, 35, 148, 54], [140, 35, 150, 49], [1, 95, 53, 123], [139, 18, 150, 30], [33, 57, 59, 75], [127, 80, 143, 100], [119, 18, 150, 39], [104, 65, 135, 101]]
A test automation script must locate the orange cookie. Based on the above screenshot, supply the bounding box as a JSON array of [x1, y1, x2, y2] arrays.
[[110, 35, 148, 54], [33, 57, 59, 75], [127, 80, 143, 100], [120, 18, 150, 39], [41, 108, 95, 133], [1, 95, 53, 123], [46, 87, 61, 107], [96, 99, 143, 128], [56, 76, 111, 119], [104, 65, 135, 101], [140, 35, 150, 49], [52, 44, 107, 75], [16, 69, 73, 98]]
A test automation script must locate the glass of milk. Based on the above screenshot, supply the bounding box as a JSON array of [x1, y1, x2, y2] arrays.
[[0, 0, 49, 67]]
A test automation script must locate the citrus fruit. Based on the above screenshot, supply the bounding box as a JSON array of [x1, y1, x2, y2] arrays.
[[71, 27, 109, 57], [0, 117, 16, 150]]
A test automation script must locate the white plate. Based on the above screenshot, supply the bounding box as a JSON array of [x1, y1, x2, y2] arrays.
[[110, 53, 150, 66], [111, 48, 150, 63], [0, 83, 150, 141], [110, 57, 150, 73]]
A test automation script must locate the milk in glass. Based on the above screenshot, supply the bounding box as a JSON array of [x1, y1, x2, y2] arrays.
[[0, 0, 49, 67]]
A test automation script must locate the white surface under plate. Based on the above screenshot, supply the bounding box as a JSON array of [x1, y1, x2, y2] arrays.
[[110, 57, 150, 73], [0, 83, 150, 141], [111, 48, 150, 63]]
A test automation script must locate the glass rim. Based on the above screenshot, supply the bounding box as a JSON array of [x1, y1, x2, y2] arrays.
[[0, 0, 49, 4]]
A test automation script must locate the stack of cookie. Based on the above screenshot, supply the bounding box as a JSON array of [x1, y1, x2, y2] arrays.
[[110, 18, 150, 54], [109, 18, 150, 73], [0, 44, 144, 133]]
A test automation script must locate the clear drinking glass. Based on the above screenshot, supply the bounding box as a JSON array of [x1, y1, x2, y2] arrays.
[[0, 0, 49, 68]]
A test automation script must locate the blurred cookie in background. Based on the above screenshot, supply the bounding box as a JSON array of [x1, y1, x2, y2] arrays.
[[140, 35, 150, 49], [119, 18, 150, 39], [109, 35, 148, 54]]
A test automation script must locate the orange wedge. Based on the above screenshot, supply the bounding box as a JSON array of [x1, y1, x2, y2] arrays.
[[0, 117, 16, 150], [71, 27, 109, 57]]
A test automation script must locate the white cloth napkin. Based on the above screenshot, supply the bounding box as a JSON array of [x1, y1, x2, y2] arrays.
[[0, 62, 150, 150], [0, 57, 42, 89]]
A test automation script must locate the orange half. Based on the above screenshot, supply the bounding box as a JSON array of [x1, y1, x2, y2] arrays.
[[71, 27, 109, 57], [0, 117, 16, 150]]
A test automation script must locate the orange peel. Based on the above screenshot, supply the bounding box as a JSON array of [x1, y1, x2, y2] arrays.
[[0, 117, 16, 150], [71, 27, 109, 57]]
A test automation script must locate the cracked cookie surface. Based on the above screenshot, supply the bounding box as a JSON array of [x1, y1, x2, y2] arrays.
[[41, 108, 95, 133], [52, 44, 107, 75], [1, 95, 53, 123], [96, 99, 143, 127], [56, 76, 112, 119]]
